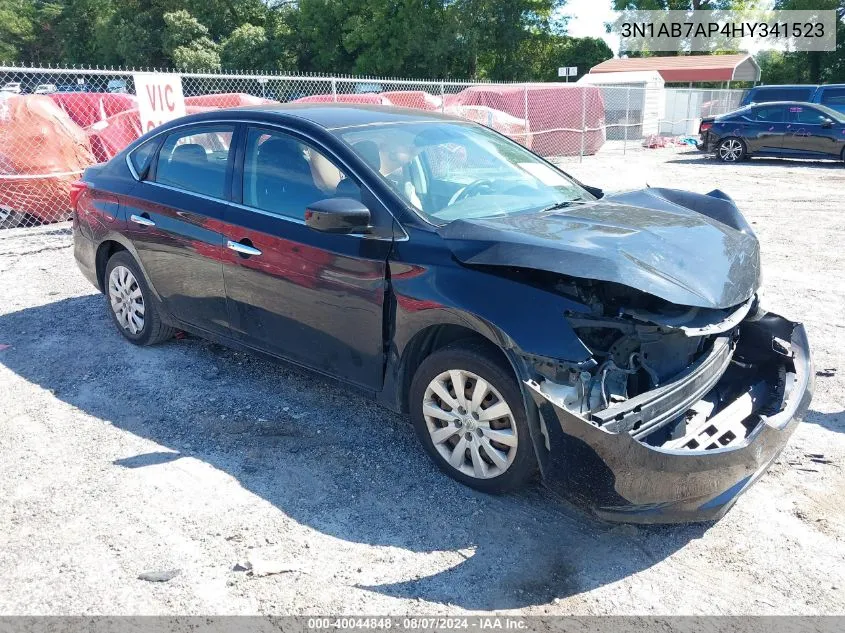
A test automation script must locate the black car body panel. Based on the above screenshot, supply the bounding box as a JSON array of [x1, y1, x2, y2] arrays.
[[528, 314, 813, 523], [72, 104, 813, 524], [701, 101, 845, 161], [438, 187, 760, 310]]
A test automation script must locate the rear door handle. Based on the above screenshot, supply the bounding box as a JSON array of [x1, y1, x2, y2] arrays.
[[130, 214, 155, 227], [227, 240, 262, 257]]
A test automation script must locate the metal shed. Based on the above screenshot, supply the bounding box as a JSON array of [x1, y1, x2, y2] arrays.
[[589, 54, 761, 85]]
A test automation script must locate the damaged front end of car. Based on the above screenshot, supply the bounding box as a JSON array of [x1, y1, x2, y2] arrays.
[[438, 187, 813, 523], [524, 280, 813, 523]]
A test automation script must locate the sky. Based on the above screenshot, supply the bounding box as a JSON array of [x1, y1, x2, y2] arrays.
[[561, 1, 787, 58], [562, 0, 621, 56]]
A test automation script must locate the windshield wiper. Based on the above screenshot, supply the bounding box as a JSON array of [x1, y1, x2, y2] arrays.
[[541, 197, 583, 213]]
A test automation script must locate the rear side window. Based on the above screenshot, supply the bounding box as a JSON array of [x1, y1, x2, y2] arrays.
[[129, 140, 158, 178], [820, 87, 845, 106], [753, 105, 787, 122], [154, 126, 235, 199], [751, 87, 815, 102]]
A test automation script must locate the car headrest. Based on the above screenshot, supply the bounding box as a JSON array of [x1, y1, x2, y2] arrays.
[[334, 178, 360, 200], [352, 140, 381, 171], [171, 143, 207, 164], [257, 137, 310, 176]]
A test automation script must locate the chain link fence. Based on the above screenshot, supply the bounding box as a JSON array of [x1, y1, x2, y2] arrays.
[[0, 64, 746, 231]]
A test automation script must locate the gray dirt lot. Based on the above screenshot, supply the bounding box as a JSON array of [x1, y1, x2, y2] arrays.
[[0, 146, 843, 616]]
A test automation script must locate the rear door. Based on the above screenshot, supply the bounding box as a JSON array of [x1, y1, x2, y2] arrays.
[[784, 105, 842, 158], [124, 123, 235, 335], [220, 125, 394, 390], [744, 105, 787, 153]]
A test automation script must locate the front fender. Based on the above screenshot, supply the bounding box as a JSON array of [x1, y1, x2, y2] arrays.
[[382, 259, 592, 477], [389, 260, 592, 363]]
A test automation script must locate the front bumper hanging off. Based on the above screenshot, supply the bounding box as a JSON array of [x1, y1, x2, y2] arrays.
[[527, 311, 814, 524]]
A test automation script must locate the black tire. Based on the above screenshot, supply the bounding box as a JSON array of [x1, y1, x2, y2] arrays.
[[104, 250, 175, 346], [716, 137, 747, 162], [409, 341, 537, 493]]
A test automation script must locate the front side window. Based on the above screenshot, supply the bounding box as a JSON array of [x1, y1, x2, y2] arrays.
[[155, 125, 234, 199], [789, 105, 827, 124], [242, 128, 360, 220], [336, 122, 591, 224]]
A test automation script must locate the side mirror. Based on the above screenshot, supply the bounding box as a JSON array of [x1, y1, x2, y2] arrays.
[[305, 197, 371, 234], [821, 118, 834, 128]]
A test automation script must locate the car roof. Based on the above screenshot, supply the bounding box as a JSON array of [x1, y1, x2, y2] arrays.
[[189, 103, 462, 131], [751, 84, 819, 90], [745, 101, 823, 106]]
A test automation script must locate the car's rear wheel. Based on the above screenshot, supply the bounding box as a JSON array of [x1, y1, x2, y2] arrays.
[[716, 137, 746, 162], [105, 251, 175, 346], [409, 342, 537, 493]]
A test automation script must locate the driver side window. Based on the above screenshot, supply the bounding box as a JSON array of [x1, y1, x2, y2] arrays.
[[242, 128, 361, 220], [790, 106, 826, 125]]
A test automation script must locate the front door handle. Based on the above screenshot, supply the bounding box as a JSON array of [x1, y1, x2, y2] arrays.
[[130, 214, 155, 227], [227, 240, 262, 257]]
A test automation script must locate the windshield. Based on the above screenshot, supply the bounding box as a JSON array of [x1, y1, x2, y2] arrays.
[[336, 121, 592, 224]]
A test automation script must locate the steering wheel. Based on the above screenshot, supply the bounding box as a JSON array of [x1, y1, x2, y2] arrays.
[[448, 179, 494, 206]]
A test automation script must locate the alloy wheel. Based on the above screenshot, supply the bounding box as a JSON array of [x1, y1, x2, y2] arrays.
[[422, 369, 518, 479], [718, 139, 743, 162], [108, 265, 145, 335]]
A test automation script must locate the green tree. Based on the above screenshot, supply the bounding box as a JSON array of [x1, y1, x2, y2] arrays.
[[770, 0, 845, 83], [0, 0, 36, 61], [342, 0, 461, 77], [453, 0, 563, 79], [52, 0, 117, 65], [162, 10, 220, 70], [521, 34, 613, 81], [287, 0, 358, 73], [221, 23, 270, 70]]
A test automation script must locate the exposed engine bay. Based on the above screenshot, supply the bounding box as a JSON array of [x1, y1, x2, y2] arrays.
[[523, 275, 796, 452]]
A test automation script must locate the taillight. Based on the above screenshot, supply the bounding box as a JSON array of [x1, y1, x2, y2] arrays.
[[699, 121, 713, 133], [69, 180, 87, 210]]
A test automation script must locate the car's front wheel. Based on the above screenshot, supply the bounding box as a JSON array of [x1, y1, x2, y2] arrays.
[[105, 250, 175, 346], [716, 137, 746, 162], [409, 342, 537, 493]]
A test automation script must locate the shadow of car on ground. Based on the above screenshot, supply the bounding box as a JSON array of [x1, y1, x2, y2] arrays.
[[14, 293, 825, 609], [667, 153, 844, 169]]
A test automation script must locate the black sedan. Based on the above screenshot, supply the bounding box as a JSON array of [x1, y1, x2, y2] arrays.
[[700, 101, 845, 162], [72, 104, 813, 523]]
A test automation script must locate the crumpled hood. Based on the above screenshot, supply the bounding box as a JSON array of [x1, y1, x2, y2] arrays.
[[436, 187, 761, 310]]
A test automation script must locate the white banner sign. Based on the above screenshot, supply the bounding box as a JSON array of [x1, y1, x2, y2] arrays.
[[133, 72, 186, 132]]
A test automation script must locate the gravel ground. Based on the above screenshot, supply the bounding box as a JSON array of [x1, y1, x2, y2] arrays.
[[0, 146, 843, 616]]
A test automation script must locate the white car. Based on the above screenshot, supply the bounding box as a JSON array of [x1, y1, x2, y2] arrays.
[[34, 83, 57, 94], [1, 82, 22, 94]]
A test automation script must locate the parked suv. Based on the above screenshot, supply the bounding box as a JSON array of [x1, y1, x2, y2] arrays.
[[740, 85, 818, 107], [741, 84, 845, 114]]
